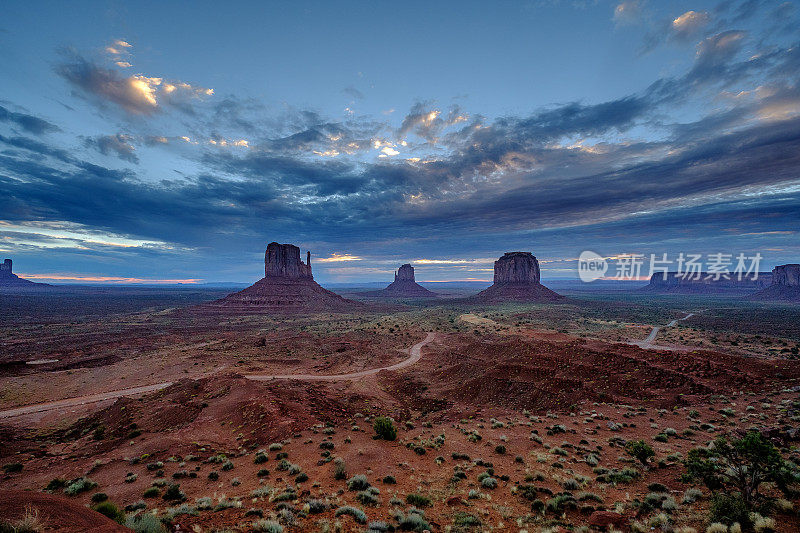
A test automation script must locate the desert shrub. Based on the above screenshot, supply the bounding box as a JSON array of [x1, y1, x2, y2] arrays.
[[683, 488, 703, 503], [268, 443, 283, 451], [367, 520, 390, 532], [494, 445, 506, 455], [319, 441, 335, 450], [452, 511, 482, 530], [662, 496, 678, 511], [124, 501, 147, 513], [577, 491, 603, 503], [481, 476, 498, 489], [220, 460, 234, 471], [143, 487, 160, 498], [2, 463, 23, 473], [563, 478, 579, 490], [334, 505, 367, 524], [125, 513, 166, 533], [396, 508, 431, 531], [684, 431, 799, 510], [207, 471, 219, 481], [252, 519, 284, 533], [307, 499, 327, 514], [45, 478, 67, 491], [625, 440, 655, 466], [92, 501, 126, 524], [655, 433, 669, 443], [195, 497, 213, 510], [90, 492, 108, 503], [357, 490, 379, 505], [64, 477, 97, 496], [347, 474, 370, 491], [251, 486, 272, 498], [254, 451, 269, 464], [271, 488, 297, 502], [405, 493, 431, 507], [648, 482, 669, 492], [257, 468, 270, 477], [333, 458, 347, 480], [709, 493, 751, 527], [373, 417, 397, 441], [546, 493, 577, 514], [165, 503, 197, 519], [161, 483, 185, 502], [383, 475, 396, 484]]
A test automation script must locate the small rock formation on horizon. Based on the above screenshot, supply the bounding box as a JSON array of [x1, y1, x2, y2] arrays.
[[362, 263, 437, 298], [212, 242, 359, 312], [0, 259, 46, 288], [641, 271, 773, 294], [750, 264, 800, 302], [470, 252, 563, 302]]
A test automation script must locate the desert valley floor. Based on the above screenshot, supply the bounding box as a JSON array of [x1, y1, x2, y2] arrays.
[[1, 287, 799, 533]]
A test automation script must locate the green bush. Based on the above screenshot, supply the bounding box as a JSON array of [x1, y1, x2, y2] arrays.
[[625, 440, 655, 466], [709, 493, 751, 527], [161, 483, 185, 501], [373, 417, 397, 441], [142, 487, 160, 498], [683, 431, 798, 509], [405, 493, 431, 507], [3, 463, 23, 473], [90, 492, 108, 503], [92, 501, 126, 524], [64, 477, 97, 496], [334, 505, 367, 524], [125, 513, 166, 533], [347, 474, 370, 491], [252, 519, 284, 533]]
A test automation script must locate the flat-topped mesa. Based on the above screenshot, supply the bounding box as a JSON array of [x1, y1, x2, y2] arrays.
[[471, 251, 562, 302], [494, 252, 540, 284], [773, 264, 800, 287], [750, 263, 800, 302], [395, 263, 415, 282], [642, 271, 772, 294], [264, 242, 312, 280]]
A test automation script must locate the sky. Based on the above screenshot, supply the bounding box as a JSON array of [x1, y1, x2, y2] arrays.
[[0, 0, 799, 284]]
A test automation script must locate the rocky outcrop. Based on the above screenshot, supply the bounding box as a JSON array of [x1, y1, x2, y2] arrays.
[[362, 264, 437, 298], [264, 242, 313, 280], [211, 243, 360, 312], [0, 258, 45, 287], [470, 252, 563, 302], [641, 271, 772, 294], [493, 252, 540, 284], [773, 264, 800, 287], [750, 264, 800, 302]]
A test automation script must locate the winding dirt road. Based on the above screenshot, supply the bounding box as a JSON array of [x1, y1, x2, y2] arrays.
[[246, 332, 436, 382], [0, 333, 436, 419], [630, 312, 697, 349]]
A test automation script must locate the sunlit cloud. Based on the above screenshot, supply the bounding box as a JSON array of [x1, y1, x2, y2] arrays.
[[315, 253, 363, 262], [18, 273, 201, 284]]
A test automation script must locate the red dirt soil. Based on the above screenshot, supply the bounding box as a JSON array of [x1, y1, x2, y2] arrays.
[[0, 490, 129, 532]]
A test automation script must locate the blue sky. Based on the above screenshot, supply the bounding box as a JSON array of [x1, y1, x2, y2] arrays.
[[1, 0, 799, 284]]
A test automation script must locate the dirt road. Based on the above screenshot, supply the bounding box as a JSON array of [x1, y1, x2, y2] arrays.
[[246, 332, 436, 382], [0, 333, 436, 419], [630, 312, 696, 349], [0, 382, 172, 419]]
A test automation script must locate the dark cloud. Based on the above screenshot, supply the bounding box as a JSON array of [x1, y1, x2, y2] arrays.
[[0, 105, 60, 135], [84, 134, 139, 163]]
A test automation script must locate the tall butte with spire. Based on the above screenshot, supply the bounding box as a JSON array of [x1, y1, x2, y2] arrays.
[[470, 251, 563, 302], [213, 242, 358, 312], [0, 258, 46, 288]]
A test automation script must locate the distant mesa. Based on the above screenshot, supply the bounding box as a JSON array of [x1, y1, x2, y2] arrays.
[[0, 259, 48, 288], [641, 271, 772, 295], [362, 264, 437, 298], [750, 264, 800, 302], [212, 242, 360, 312], [469, 252, 563, 302]]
